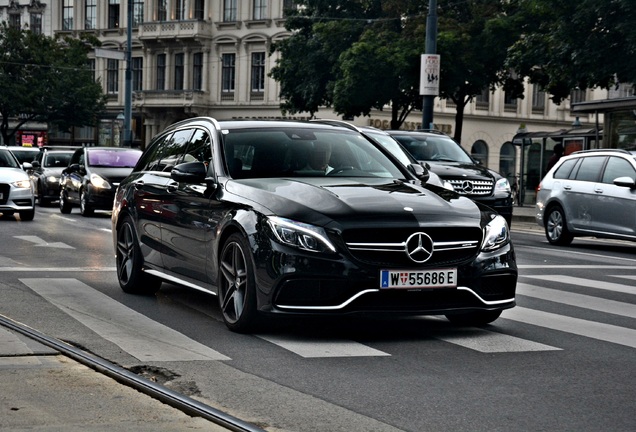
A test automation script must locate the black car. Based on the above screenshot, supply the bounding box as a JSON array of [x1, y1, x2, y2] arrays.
[[30, 148, 74, 206], [386, 130, 514, 227], [112, 118, 517, 332], [59, 146, 142, 216]]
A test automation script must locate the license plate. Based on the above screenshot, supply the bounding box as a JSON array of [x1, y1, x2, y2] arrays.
[[380, 269, 457, 289]]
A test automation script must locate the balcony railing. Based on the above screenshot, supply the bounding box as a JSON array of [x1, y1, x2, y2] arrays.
[[138, 20, 213, 41]]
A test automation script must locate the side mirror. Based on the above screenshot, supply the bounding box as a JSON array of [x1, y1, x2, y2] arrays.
[[30, 161, 41, 169], [408, 163, 430, 183], [171, 161, 207, 184], [613, 176, 636, 189], [22, 162, 33, 171]]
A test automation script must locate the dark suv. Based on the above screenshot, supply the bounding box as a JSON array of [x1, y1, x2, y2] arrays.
[[386, 130, 513, 226]]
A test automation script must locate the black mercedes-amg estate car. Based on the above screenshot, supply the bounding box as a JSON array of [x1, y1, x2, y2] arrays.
[[112, 118, 517, 332]]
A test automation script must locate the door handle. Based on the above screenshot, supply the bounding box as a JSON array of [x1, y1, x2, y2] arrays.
[[133, 180, 144, 190], [563, 185, 572, 190], [594, 188, 604, 194]]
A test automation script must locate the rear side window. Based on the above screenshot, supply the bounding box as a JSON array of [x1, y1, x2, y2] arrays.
[[573, 156, 606, 182], [553, 158, 577, 179], [601, 156, 636, 183]]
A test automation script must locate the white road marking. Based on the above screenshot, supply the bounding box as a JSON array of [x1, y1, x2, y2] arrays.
[[502, 307, 636, 349], [14, 235, 74, 249], [518, 283, 636, 319], [257, 334, 391, 358], [435, 327, 561, 353], [524, 275, 635, 295], [20, 278, 230, 362]]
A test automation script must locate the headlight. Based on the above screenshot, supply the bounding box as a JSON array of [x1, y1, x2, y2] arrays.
[[46, 176, 59, 183], [90, 173, 111, 189], [12, 179, 31, 189], [268, 216, 336, 253], [494, 178, 511, 198], [481, 215, 510, 252]]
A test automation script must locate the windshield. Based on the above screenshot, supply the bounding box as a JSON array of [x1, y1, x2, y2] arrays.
[[223, 128, 405, 179], [0, 150, 20, 168], [44, 153, 72, 168], [88, 150, 141, 168], [365, 131, 414, 167], [392, 134, 473, 163]]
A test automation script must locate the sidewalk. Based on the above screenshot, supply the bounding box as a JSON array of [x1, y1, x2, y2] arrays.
[[0, 322, 234, 431], [512, 204, 538, 224]]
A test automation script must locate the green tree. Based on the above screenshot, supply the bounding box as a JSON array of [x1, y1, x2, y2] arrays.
[[270, 1, 524, 141], [506, 0, 636, 103], [0, 24, 105, 146]]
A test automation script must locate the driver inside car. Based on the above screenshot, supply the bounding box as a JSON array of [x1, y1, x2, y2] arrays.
[[305, 141, 333, 174]]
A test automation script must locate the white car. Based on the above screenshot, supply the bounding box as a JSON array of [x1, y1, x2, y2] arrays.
[[0, 148, 35, 221]]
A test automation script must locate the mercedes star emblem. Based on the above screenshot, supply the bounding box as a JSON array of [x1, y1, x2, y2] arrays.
[[404, 232, 434, 263]]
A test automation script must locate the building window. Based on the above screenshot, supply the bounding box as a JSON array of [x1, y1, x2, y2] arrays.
[[175, 0, 185, 20], [132, 0, 144, 27], [9, 13, 21, 30], [193, 53, 203, 91], [85, 0, 97, 30], [194, 0, 205, 20], [156, 54, 166, 90], [88, 59, 96, 81], [224, 0, 237, 22], [107, 59, 119, 94], [504, 91, 518, 113], [157, 0, 167, 21], [221, 53, 236, 99], [471, 140, 489, 168], [251, 52, 265, 98], [62, 0, 73, 31], [570, 89, 586, 104], [253, 0, 267, 20], [475, 88, 490, 110], [109, 0, 121, 29], [283, 0, 294, 16], [532, 85, 546, 113], [30, 13, 43, 34], [174, 53, 184, 90], [132, 57, 143, 91], [499, 142, 516, 184], [609, 82, 635, 99]]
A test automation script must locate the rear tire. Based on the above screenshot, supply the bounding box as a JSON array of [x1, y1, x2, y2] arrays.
[[446, 310, 502, 326], [116, 215, 161, 295], [545, 205, 573, 245], [218, 233, 259, 333]]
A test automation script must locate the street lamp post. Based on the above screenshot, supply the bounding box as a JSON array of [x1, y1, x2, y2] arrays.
[[123, 0, 133, 147], [421, 0, 438, 130]]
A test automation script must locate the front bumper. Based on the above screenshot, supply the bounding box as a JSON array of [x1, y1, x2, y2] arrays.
[[255, 240, 517, 316], [0, 184, 35, 211], [86, 185, 117, 210]]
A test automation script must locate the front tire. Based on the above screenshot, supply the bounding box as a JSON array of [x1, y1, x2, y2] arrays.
[[38, 182, 50, 207], [116, 215, 161, 295], [218, 233, 259, 333], [19, 209, 35, 221], [59, 189, 72, 214], [545, 205, 573, 245], [446, 310, 502, 326], [79, 189, 94, 217]]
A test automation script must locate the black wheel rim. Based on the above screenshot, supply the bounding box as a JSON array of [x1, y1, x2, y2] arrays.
[[219, 241, 248, 324], [116, 223, 135, 285]]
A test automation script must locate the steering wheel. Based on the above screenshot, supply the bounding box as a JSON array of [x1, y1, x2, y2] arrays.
[[327, 166, 356, 175]]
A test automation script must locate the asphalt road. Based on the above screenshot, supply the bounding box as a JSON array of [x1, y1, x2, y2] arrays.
[[1, 206, 634, 432]]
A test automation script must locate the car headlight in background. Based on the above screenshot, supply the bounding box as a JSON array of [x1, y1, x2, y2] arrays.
[[12, 179, 32, 189], [90, 173, 111, 189], [46, 176, 59, 184], [481, 215, 510, 252], [494, 178, 511, 198], [268, 216, 336, 253]]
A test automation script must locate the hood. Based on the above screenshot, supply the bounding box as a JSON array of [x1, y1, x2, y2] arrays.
[[224, 177, 480, 227], [427, 161, 495, 180], [89, 167, 135, 183], [0, 167, 30, 183]]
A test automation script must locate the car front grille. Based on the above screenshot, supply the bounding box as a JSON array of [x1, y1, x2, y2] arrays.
[[447, 179, 493, 196], [342, 227, 482, 267]]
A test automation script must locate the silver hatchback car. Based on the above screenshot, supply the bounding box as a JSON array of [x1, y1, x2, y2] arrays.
[[536, 149, 636, 245]]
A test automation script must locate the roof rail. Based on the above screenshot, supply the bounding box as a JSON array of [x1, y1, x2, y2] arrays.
[[571, 148, 631, 155]]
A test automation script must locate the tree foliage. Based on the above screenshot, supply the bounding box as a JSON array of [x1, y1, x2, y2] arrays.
[[506, 0, 636, 103], [0, 24, 105, 145], [270, 0, 524, 140]]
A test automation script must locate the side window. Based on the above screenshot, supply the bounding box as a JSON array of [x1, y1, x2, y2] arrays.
[[573, 156, 606, 182], [158, 128, 195, 171], [183, 129, 212, 165], [553, 158, 577, 179], [70, 149, 83, 166], [601, 156, 636, 183], [137, 133, 174, 171]]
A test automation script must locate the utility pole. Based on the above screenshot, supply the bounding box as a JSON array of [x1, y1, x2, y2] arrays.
[[421, 0, 438, 130], [123, 0, 133, 147]]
